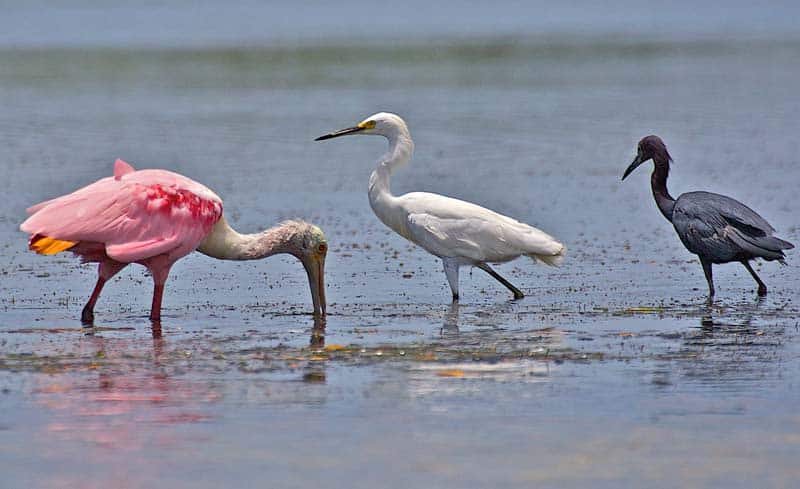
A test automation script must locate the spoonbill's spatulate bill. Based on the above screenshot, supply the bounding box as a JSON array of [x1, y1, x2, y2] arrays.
[[316, 112, 565, 300], [622, 135, 793, 298], [20, 159, 327, 322]]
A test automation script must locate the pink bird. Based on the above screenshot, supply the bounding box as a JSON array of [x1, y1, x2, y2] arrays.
[[20, 159, 327, 323]]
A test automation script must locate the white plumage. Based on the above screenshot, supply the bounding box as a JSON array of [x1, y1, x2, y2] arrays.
[[317, 112, 565, 300]]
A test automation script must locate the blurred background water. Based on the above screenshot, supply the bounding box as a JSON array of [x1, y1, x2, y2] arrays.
[[1, 2, 799, 488]]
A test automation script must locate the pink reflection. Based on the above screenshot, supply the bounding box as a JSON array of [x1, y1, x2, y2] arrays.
[[30, 336, 220, 488]]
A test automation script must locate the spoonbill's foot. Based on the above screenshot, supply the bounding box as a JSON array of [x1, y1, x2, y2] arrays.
[[81, 307, 95, 325], [150, 319, 163, 339]]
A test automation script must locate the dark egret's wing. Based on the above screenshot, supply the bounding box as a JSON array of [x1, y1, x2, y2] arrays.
[[672, 191, 793, 262]]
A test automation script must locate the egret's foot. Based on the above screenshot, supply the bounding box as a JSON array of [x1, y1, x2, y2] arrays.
[[757, 285, 767, 297], [81, 307, 95, 325], [512, 291, 524, 300]]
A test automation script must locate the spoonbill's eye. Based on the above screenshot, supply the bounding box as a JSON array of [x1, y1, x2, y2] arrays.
[[318, 243, 328, 254]]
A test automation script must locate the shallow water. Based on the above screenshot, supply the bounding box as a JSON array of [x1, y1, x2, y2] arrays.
[[2, 3, 800, 488]]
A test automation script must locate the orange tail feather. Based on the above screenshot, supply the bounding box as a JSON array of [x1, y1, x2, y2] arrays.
[[30, 235, 77, 255]]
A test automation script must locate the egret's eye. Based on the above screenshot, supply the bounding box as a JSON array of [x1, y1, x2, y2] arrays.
[[359, 120, 376, 130], [318, 243, 328, 254]]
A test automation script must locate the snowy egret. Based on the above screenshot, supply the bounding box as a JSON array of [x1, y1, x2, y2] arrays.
[[21, 159, 327, 322], [316, 112, 565, 300], [622, 135, 793, 297]]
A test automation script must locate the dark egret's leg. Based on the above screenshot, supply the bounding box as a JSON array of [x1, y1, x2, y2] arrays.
[[741, 260, 768, 296], [82, 260, 127, 324], [443, 259, 460, 301], [476, 263, 524, 300], [700, 258, 715, 299]]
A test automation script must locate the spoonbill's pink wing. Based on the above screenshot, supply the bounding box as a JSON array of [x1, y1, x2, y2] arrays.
[[21, 160, 223, 263]]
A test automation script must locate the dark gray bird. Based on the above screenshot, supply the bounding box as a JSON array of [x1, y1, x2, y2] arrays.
[[622, 135, 794, 298]]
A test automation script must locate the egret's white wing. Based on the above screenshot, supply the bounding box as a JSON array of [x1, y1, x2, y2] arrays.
[[401, 192, 524, 226], [402, 192, 564, 263], [407, 213, 485, 260]]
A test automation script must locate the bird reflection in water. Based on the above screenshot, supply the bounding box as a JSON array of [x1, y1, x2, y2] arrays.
[[309, 315, 326, 348], [668, 296, 786, 387], [81, 319, 164, 339], [441, 302, 461, 335], [27, 332, 223, 487], [35, 334, 219, 442], [303, 316, 328, 383], [698, 296, 764, 333]]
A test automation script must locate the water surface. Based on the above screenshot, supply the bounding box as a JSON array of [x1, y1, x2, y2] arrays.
[[1, 5, 800, 488]]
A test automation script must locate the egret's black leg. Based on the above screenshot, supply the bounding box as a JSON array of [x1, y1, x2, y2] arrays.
[[700, 258, 715, 298], [741, 260, 767, 296], [476, 263, 524, 299]]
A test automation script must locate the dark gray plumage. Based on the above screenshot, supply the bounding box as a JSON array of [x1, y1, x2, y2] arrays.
[[622, 135, 793, 298]]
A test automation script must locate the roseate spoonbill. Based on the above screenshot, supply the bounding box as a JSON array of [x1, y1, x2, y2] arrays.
[[20, 159, 327, 322], [622, 135, 793, 298], [316, 112, 564, 301]]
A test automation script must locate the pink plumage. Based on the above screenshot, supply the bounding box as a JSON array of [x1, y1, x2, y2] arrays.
[[21, 159, 223, 323]]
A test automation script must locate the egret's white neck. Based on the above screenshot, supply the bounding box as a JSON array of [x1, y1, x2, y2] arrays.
[[368, 130, 414, 237], [197, 216, 290, 260]]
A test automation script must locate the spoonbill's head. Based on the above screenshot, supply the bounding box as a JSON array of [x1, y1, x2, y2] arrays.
[[315, 112, 409, 140], [283, 221, 328, 317], [622, 135, 672, 180]]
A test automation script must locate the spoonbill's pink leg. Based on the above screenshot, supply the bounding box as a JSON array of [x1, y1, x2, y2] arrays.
[[82, 260, 127, 324], [146, 256, 173, 322], [150, 284, 165, 321]]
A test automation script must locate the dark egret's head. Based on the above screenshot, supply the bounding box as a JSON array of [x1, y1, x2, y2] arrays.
[[622, 135, 672, 180], [315, 112, 410, 141], [283, 221, 327, 317]]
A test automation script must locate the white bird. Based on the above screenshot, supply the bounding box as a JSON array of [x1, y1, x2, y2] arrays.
[[316, 112, 565, 301]]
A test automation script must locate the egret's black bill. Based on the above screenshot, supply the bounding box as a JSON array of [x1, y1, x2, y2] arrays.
[[315, 126, 364, 141], [621, 154, 644, 181]]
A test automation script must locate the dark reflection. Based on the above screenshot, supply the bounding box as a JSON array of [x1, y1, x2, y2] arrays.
[[670, 296, 785, 386], [698, 296, 764, 334]]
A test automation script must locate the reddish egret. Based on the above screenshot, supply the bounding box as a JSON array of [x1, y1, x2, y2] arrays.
[[622, 135, 793, 298], [316, 112, 565, 301], [21, 159, 327, 323]]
